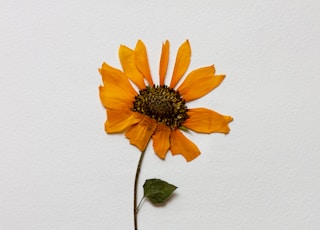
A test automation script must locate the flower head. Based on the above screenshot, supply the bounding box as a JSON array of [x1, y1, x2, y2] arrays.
[[99, 40, 232, 162]]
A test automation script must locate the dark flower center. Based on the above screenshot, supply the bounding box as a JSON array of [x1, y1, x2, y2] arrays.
[[132, 85, 188, 129]]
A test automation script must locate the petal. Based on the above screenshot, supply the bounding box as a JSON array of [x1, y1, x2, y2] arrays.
[[125, 115, 157, 151], [99, 62, 137, 106], [170, 129, 200, 162], [134, 40, 154, 86], [119, 45, 146, 90], [152, 124, 171, 159], [169, 40, 191, 89], [183, 108, 233, 134], [177, 65, 225, 101], [159, 40, 170, 86], [105, 109, 141, 133], [99, 85, 134, 110]]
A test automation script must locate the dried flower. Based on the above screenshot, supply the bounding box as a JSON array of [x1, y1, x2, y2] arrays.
[[99, 40, 232, 162]]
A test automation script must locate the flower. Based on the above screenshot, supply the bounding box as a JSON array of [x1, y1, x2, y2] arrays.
[[99, 40, 232, 162]]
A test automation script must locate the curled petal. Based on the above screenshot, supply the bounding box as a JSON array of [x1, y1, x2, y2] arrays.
[[159, 40, 170, 86], [177, 66, 225, 101], [119, 45, 146, 90], [183, 108, 233, 134], [152, 124, 171, 159], [170, 129, 200, 162], [169, 40, 191, 88], [135, 40, 154, 86], [125, 115, 157, 151], [105, 109, 141, 133]]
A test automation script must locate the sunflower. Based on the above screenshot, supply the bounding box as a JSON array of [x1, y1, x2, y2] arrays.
[[99, 40, 232, 162]]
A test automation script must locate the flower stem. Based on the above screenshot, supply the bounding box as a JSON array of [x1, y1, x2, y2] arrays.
[[134, 150, 146, 230]]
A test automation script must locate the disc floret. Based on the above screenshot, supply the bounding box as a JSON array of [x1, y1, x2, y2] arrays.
[[132, 85, 188, 129]]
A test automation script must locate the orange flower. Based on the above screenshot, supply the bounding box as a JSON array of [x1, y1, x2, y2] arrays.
[[99, 40, 232, 162]]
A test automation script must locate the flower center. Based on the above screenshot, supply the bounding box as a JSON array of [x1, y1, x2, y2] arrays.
[[132, 85, 188, 129]]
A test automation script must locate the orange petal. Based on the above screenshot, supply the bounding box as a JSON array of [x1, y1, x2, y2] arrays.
[[159, 40, 170, 86], [125, 115, 157, 151], [105, 110, 141, 133], [99, 62, 137, 97], [99, 63, 137, 105], [152, 124, 171, 159], [134, 40, 154, 86], [170, 129, 200, 162], [183, 108, 233, 134], [169, 40, 191, 88], [177, 66, 225, 101], [99, 85, 134, 110], [119, 45, 146, 90]]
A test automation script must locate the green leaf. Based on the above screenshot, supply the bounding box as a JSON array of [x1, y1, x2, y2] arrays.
[[143, 179, 177, 204]]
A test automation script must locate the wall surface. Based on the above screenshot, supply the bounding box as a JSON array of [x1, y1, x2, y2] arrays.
[[1, 0, 320, 229]]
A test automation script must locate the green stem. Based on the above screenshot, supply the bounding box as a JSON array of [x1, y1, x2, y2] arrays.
[[136, 197, 145, 212], [134, 150, 146, 230]]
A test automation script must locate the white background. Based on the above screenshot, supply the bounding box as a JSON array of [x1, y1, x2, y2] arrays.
[[1, 0, 320, 229]]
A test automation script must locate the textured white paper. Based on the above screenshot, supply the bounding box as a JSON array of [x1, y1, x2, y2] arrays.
[[1, 0, 320, 229]]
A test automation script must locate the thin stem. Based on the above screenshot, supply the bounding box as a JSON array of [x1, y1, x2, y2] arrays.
[[136, 197, 145, 212], [134, 150, 146, 230]]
